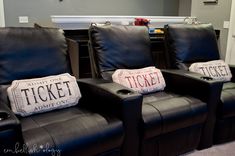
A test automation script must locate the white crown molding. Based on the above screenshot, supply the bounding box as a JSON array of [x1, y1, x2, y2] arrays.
[[0, 0, 5, 27], [225, 0, 235, 64], [51, 15, 194, 30]]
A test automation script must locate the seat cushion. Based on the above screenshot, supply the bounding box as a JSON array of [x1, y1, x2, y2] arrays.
[[142, 92, 207, 139], [20, 107, 124, 156], [219, 82, 235, 118]]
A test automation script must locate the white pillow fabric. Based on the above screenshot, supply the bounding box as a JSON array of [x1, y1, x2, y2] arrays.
[[189, 60, 232, 82], [112, 66, 166, 94], [7, 73, 81, 117]]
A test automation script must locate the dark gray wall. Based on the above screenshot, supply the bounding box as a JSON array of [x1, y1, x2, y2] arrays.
[[179, 0, 191, 16], [4, 0, 179, 27], [191, 0, 232, 59]]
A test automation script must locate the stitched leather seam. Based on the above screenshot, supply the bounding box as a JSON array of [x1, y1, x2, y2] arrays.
[[30, 117, 58, 150], [144, 102, 164, 134]]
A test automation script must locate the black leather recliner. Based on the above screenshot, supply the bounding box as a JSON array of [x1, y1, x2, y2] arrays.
[[0, 27, 142, 156], [164, 23, 235, 147], [88, 24, 222, 156]]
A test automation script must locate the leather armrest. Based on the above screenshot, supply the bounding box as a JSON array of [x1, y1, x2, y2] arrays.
[[77, 78, 142, 156], [229, 65, 235, 82], [0, 104, 24, 154], [0, 104, 20, 131], [161, 69, 223, 149], [161, 69, 223, 101]]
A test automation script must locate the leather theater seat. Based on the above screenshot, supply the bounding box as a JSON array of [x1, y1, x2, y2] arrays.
[[88, 24, 222, 156], [0, 27, 142, 156], [165, 23, 235, 146]]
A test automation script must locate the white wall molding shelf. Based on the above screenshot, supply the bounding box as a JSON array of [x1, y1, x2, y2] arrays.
[[0, 0, 5, 27], [51, 15, 194, 30], [225, 0, 235, 64]]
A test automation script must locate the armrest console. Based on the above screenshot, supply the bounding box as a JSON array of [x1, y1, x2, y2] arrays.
[[0, 104, 23, 154], [161, 69, 223, 149], [77, 78, 142, 117], [0, 104, 20, 131], [77, 78, 143, 156], [229, 65, 235, 82], [0, 112, 10, 121], [161, 69, 223, 102]]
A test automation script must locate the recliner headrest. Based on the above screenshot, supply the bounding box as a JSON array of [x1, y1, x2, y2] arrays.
[[0, 27, 70, 84], [165, 23, 220, 69], [89, 25, 154, 79]]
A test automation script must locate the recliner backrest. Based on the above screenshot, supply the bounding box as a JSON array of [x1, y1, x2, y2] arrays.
[[164, 23, 220, 70], [0, 27, 71, 85], [89, 25, 154, 80]]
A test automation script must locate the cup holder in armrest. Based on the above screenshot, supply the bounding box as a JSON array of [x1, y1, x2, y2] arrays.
[[200, 76, 213, 81], [0, 112, 10, 121], [117, 89, 133, 95]]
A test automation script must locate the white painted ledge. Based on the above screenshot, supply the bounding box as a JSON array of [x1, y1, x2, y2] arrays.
[[0, 0, 5, 27], [51, 15, 195, 30]]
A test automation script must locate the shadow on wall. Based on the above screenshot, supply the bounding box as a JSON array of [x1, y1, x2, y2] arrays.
[[163, 0, 180, 16]]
